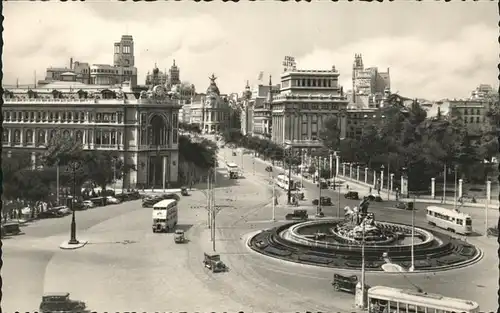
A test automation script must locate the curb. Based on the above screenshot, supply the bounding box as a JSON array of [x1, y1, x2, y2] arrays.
[[246, 230, 484, 274], [59, 240, 89, 250]]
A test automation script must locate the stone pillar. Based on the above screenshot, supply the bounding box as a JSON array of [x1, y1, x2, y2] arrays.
[[458, 179, 463, 199], [364, 167, 368, 183], [356, 166, 360, 181], [380, 170, 384, 190], [349, 164, 353, 179], [486, 180, 492, 201], [373, 170, 377, 187], [335, 156, 340, 176], [7, 129, 12, 144], [162, 156, 167, 191], [390, 173, 394, 193], [342, 163, 346, 177], [431, 178, 436, 199]]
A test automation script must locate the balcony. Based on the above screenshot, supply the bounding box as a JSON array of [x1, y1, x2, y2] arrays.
[[137, 144, 177, 151], [284, 139, 322, 147]]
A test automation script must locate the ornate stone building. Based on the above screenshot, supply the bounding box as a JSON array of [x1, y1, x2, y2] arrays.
[[189, 74, 230, 134], [2, 81, 182, 188]]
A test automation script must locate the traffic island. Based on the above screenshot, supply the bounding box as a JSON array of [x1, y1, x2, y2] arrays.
[[59, 240, 88, 250], [248, 220, 482, 273]]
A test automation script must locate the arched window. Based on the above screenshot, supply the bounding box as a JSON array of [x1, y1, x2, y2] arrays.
[[38, 130, 46, 145], [63, 130, 70, 138], [13, 129, 21, 144], [3, 129, 9, 143], [26, 129, 34, 144], [50, 129, 57, 140], [76, 130, 83, 143]]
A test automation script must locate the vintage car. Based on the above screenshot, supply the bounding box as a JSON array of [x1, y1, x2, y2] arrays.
[[1, 222, 21, 237], [39, 292, 86, 313], [394, 201, 414, 210], [174, 229, 186, 243], [285, 209, 309, 220], [344, 191, 360, 200], [181, 187, 189, 196], [312, 197, 332, 206], [332, 273, 358, 294], [203, 253, 227, 273]]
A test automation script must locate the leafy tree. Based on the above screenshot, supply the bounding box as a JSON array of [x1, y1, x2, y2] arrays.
[[83, 151, 129, 200], [2, 151, 33, 200], [319, 116, 341, 150], [179, 135, 217, 170], [43, 133, 84, 166]]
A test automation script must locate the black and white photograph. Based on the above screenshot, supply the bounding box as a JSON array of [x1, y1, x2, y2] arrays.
[[2, 1, 498, 312]]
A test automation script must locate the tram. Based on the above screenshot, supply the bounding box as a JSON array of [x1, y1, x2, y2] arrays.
[[275, 174, 295, 191], [425, 206, 472, 235], [368, 285, 480, 313]]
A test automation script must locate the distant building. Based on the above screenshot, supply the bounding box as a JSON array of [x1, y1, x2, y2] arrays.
[[179, 103, 192, 124], [351, 54, 391, 107], [2, 82, 182, 188], [168, 60, 181, 88], [189, 74, 230, 134], [145, 66, 168, 87], [38, 35, 138, 88], [271, 62, 349, 151]]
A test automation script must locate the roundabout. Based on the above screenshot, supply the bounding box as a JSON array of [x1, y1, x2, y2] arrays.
[[248, 199, 481, 272]]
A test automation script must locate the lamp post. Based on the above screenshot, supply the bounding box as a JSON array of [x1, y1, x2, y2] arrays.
[[453, 165, 458, 210], [360, 221, 366, 309], [380, 164, 385, 195], [443, 164, 447, 204], [409, 193, 416, 272], [66, 160, 82, 245], [112, 156, 117, 195], [152, 145, 160, 192], [272, 172, 276, 221], [286, 147, 293, 204]]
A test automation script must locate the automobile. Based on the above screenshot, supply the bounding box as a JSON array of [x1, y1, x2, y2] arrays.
[[265, 165, 273, 173], [316, 181, 328, 189], [174, 229, 185, 243], [332, 273, 358, 294], [344, 191, 360, 200], [89, 197, 105, 206], [142, 196, 162, 208], [1, 222, 21, 237], [374, 195, 383, 202], [160, 193, 180, 201], [312, 197, 332, 206], [203, 253, 227, 272], [82, 200, 94, 209], [106, 196, 121, 204], [232, 151, 237, 156], [38, 210, 64, 219], [367, 194, 382, 202], [55, 206, 72, 215], [39, 292, 86, 313], [180, 187, 189, 196], [285, 209, 309, 220], [394, 201, 413, 210]]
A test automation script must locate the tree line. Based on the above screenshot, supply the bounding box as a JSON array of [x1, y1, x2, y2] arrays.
[[2, 134, 135, 206], [319, 101, 499, 190]]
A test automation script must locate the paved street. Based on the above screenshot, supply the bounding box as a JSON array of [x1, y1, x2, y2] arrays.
[[3, 148, 497, 312], [219, 147, 498, 311]]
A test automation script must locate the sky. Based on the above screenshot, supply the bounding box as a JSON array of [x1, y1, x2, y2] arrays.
[[3, 1, 498, 100]]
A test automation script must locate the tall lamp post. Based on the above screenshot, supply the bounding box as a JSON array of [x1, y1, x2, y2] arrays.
[[380, 165, 385, 196], [286, 147, 293, 204], [453, 164, 458, 210], [112, 156, 117, 195], [67, 160, 82, 245]]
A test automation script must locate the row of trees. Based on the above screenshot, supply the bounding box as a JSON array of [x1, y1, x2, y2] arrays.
[[319, 100, 499, 189], [2, 135, 135, 205], [177, 134, 218, 184]]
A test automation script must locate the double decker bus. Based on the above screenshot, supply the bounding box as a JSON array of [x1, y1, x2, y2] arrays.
[[426, 206, 472, 235], [368, 285, 480, 313], [152, 199, 178, 233]]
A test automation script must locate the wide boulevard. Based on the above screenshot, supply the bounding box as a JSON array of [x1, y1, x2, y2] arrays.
[[3, 146, 497, 312]]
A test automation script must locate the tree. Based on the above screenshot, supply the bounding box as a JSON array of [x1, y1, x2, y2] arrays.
[[2, 151, 33, 200], [179, 135, 218, 170], [43, 133, 84, 166], [83, 151, 127, 200], [319, 116, 341, 150]]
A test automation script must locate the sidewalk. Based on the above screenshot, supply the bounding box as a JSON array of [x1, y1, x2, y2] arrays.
[[252, 156, 498, 209]]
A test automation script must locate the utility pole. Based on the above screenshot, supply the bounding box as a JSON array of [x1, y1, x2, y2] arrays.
[[360, 221, 366, 309], [272, 173, 276, 221], [206, 174, 211, 230], [453, 165, 458, 210], [443, 164, 447, 203], [410, 194, 415, 271], [318, 160, 322, 216], [287, 148, 292, 204], [337, 185, 341, 218]]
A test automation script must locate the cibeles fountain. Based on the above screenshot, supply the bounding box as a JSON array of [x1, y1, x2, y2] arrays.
[[249, 198, 481, 272]]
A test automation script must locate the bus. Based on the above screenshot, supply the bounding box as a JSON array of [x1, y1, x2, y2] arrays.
[[367, 285, 480, 313], [426, 206, 472, 235], [275, 174, 295, 191], [152, 199, 178, 233], [226, 162, 239, 179]]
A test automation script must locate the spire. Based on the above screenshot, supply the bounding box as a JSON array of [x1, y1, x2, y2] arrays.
[[267, 75, 273, 103], [245, 80, 250, 89], [268, 75, 272, 87], [173, 59, 176, 67]]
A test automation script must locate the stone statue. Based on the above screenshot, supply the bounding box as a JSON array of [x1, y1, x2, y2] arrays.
[[139, 91, 148, 99]]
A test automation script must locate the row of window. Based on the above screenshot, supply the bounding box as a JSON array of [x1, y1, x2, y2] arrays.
[[427, 210, 465, 226], [3, 111, 124, 124], [462, 116, 485, 123], [2, 129, 124, 146], [91, 68, 134, 75], [292, 78, 335, 88], [463, 108, 482, 115]]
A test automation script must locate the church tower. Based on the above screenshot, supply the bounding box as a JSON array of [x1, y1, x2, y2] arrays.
[[168, 60, 180, 87], [352, 53, 364, 102], [113, 35, 135, 67], [266, 75, 273, 104]]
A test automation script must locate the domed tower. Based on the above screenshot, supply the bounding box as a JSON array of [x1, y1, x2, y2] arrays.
[[168, 60, 180, 86], [206, 74, 220, 96]]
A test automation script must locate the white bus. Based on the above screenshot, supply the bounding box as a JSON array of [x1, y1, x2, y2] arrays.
[[368, 285, 480, 313], [152, 199, 178, 233], [426, 206, 472, 235], [275, 174, 295, 191], [226, 162, 239, 179]]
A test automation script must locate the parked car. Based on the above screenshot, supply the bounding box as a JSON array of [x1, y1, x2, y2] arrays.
[[1, 222, 21, 237], [106, 196, 121, 204], [142, 196, 162, 208], [344, 191, 359, 200], [55, 206, 72, 215], [367, 194, 383, 202], [160, 193, 180, 201], [394, 202, 413, 210], [285, 209, 309, 220], [82, 200, 94, 209], [312, 197, 332, 206], [38, 210, 64, 219]]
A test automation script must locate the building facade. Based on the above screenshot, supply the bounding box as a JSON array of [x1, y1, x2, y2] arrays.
[[351, 54, 391, 107], [2, 82, 182, 189], [253, 76, 275, 138], [189, 74, 230, 134], [271, 66, 349, 151], [38, 35, 138, 88]]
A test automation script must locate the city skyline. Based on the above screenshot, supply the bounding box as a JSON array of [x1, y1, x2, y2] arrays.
[[4, 1, 497, 100]]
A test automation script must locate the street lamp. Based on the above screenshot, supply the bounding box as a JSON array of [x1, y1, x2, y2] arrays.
[[453, 164, 458, 210], [66, 160, 82, 245], [112, 156, 117, 195], [152, 145, 160, 192], [380, 164, 385, 196], [286, 146, 293, 204]]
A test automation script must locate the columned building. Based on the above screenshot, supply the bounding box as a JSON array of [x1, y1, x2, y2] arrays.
[[240, 81, 253, 135], [2, 82, 181, 188], [271, 66, 349, 152], [189, 74, 230, 134], [253, 76, 274, 138]]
